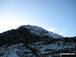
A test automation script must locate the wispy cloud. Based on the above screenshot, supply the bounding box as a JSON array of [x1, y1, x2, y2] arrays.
[[59, 28, 67, 35], [47, 27, 56, 32], [47, 27, 67, 36]]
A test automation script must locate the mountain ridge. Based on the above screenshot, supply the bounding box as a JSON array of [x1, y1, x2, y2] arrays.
[[18, 25, 63, 38]]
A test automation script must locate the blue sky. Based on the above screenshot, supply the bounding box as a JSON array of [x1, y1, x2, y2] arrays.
[[0, 0, 76, 37]]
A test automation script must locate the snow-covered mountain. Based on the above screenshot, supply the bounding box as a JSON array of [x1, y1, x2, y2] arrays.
[[0, 25, 76, 57], [18, 25, 63, 38]]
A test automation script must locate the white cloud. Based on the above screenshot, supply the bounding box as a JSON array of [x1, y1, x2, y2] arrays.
[[47, 27, 56, 32], [59, 28, 67, 35]]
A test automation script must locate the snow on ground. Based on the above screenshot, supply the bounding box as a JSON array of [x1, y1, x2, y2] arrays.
[[0, 43, 33, 57], [0, 41, 75, 57]]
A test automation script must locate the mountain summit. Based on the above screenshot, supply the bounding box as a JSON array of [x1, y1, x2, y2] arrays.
[[18, 25, 63, 38]]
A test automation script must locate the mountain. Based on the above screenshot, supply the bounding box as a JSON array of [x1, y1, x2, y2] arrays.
[[18, 25, 63, 38], [0, 25, 63, 46], [0, 25, 76, 57]]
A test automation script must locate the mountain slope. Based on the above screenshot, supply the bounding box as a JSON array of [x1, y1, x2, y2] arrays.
[[0, 37, 76, 57]]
